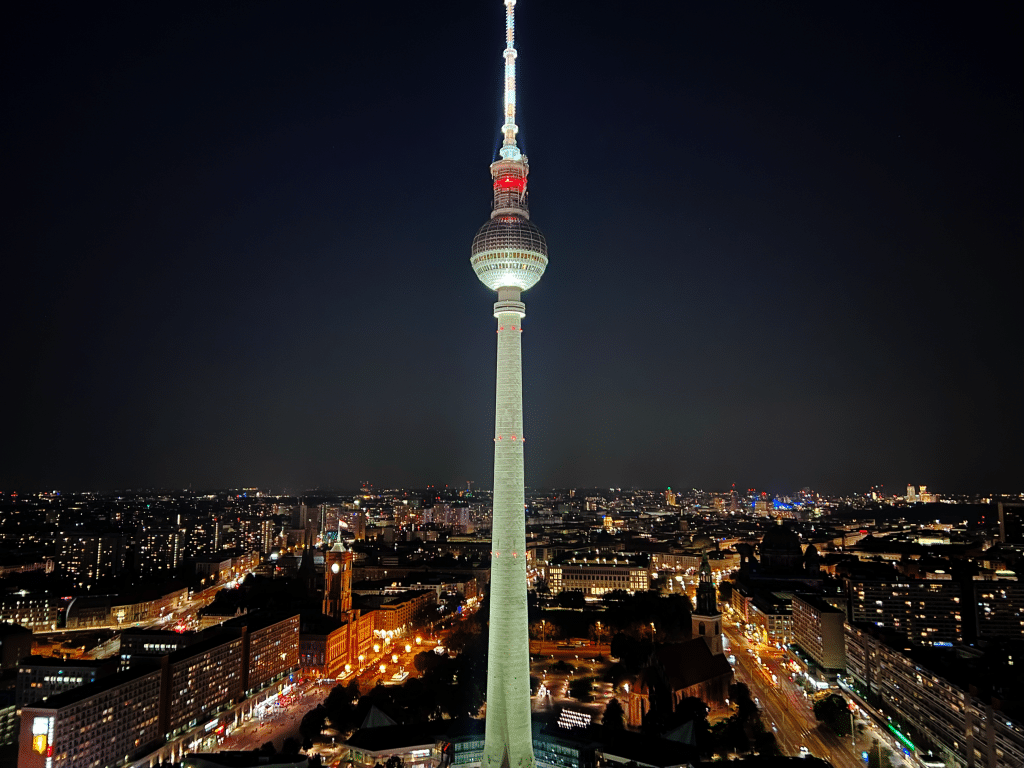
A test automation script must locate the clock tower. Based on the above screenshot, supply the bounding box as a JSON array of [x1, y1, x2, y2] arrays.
[[323, 540, 353, 619]]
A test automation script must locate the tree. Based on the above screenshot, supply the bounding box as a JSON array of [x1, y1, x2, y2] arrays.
[[300, 706, 328, 750], [603, 698, 625, 729], [259, 741, 276, 756], [813, 693, 852, 737], [728, 681, 758, 725], [556, 590, 585, 609], [281, 736, 302, 755], [413, 650, 442, 675], [609, 632, 653, 673], [754, 731, 780, 756], [868, 739, 894, 768], [601, 589, 629, 604], [567, 676, 595, 701]]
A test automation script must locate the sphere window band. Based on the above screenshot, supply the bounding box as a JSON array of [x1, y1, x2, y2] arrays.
[[471, 251, 547, 265]]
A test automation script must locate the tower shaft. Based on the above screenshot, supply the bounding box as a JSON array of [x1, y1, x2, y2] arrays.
[[483, 289, 534, 768]]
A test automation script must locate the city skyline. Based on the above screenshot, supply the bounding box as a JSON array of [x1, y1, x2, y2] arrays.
[[4, 1, 1021, 494]]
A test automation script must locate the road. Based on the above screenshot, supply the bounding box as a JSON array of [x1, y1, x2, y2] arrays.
[[219, 680, 332, 752], [722, 613, 916, 768]]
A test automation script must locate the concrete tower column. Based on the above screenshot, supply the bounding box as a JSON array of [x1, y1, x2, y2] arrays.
[[484, 290, 534, 768]]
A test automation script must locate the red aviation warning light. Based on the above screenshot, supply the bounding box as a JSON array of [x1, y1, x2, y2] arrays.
[[495, 174, 526, 193]]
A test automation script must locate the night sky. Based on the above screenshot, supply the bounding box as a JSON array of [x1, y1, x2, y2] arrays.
[[4, 1, 1021, 494]]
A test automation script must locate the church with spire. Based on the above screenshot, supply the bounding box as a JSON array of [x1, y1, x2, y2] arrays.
[[691, 551, 724, 657], [628, 551, 732, 727]]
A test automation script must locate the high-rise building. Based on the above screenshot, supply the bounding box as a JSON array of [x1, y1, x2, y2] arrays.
[[998, 501, 1024, 544], [54, 533, 123, 585], [469, 2, 548, 765], [850, 578, 964, 645], [132, 528, 181, 577], [791, 594, 845, 673]]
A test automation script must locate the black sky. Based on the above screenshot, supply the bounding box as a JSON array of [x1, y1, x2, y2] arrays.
[[3, 1, 1021, 494]]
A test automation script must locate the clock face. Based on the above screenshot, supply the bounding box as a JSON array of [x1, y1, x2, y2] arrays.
[[331, 563, 340, 574]]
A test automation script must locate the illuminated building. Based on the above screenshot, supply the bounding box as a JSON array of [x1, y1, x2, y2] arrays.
[[791, 594, 845, 673], [469, 1, 548, 766], [320, 539, 375, 678], [54, 533, 123, 585], [15, 657, 117, 707], [546, 554, 650, 596], [118, 628, 197, 671], [325, 613, 374, 680], [974, 579, 1024, 639], [748, 593, 792, 645], [850, 578, 964, 645], [324, 540, 354, 619], [845, 623, 1024, 768], [360, 590, 434, 635], [161, 633, 246, 738], [132, 528, 182, 577], [0, 593, 63, 633], [346, 724, 440, 768], [18, 667, 163, 768], [17, 613, 302, 767], [222, 613, 300, 697]]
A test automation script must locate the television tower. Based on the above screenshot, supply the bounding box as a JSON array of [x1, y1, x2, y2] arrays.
[[470, 1, 548, 766]]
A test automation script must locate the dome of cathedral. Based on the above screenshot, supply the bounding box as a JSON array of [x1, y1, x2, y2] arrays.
[[690, 534, 715, 552], [759, 523, 803, 573]]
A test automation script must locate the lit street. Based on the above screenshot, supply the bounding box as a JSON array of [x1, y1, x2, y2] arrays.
[[722, 613, 915, 768]]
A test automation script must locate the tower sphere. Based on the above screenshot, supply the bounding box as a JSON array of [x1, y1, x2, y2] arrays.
[[470, 214, 548, 292]]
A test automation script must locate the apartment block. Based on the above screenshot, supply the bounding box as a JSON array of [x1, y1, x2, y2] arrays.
[[791, 594, 845, 673], [18, 667, 163, 768], [16, 657, 118, 707], [974, 579, 1024, 640], [161, 633, 245, 738], [850, 579, 964, 645], [845, 623, 1024, 768]]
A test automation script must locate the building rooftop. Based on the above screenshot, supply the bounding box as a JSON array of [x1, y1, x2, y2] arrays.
[[793, 593, 844, 613], [18, 655, 114, 670], [221, 610, 299, 633], [345, 722, 440, 752], [19, 664, 160, 711], [550, 553, 650, 567]]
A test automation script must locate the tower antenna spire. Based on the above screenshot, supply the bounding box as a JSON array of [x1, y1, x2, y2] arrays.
[[500, 0, 521, 160]]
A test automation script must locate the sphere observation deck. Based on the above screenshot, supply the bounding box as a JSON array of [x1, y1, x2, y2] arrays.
[[470, 214, 548, 292]]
